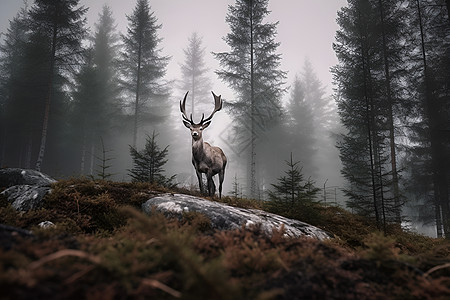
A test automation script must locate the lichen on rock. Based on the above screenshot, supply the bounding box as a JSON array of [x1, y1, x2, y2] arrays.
[[143, 193, 331, 240]]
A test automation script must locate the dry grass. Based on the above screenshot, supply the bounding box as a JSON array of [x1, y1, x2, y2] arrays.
[[0, 179, 449, 299]]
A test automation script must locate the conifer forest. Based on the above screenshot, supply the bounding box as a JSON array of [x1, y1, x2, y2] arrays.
[[0, 0, 449, 239]]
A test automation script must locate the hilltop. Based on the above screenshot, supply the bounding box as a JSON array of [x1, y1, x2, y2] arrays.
[[0, 177, 449, 299]]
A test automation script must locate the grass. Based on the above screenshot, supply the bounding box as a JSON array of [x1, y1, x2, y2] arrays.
[[0, 178, 449, 299]]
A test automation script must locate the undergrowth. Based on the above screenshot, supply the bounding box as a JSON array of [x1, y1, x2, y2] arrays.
[[0, 179, 449, 299]]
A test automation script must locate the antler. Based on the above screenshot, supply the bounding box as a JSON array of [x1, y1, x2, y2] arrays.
[[180, 91, 194, 124], [181, 91, 222, 125], [202, 91, 223, 123]]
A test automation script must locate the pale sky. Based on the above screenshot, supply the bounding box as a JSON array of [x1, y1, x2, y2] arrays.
[[0, 0, 348, 202], [0, 0, 347, 101]]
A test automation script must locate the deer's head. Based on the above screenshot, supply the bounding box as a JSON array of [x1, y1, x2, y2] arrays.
[[180, 91, 222, 141]]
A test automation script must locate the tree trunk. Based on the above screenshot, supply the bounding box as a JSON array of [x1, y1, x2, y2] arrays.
[[358, 10, 380, 228], [80, 131, 87, 175], [89, 131, 95, 176], [249, 0, 257, 198], [133, 39, 143, 148], [438, 162, 450, 237], [416, 0, 445, 237], [35, 10, 58, 172], [191, 74, 196, 184], [378, 0, 401, 223], [191, 71, 196, 120]]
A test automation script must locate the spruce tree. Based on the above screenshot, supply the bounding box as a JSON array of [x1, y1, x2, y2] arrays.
[[405, 0, 450, 237], [179, 32, 212, 119], [94, 137, 114, 181], [128, 131, 175, 187], [70, 5, 121, 176], [286, 75, 317, 179], [267, 153, 320, 220], [0, 5, 30, 167], [120, 0, 170, 148], [332, 0, 405, 230], [299, 60, 341, 190], [229, 173, 242, 200], [301, 59, 336, 132], [28, 0, 87, 171], [213, 0, 286, 198], [71, 50, 102, 175]]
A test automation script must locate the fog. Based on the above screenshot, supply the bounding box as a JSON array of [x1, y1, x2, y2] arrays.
[[2, 0, 450, 239], [0, 0, 347, 199]]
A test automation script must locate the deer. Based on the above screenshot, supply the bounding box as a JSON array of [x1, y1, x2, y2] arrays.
[[180, 91, 227, 198]]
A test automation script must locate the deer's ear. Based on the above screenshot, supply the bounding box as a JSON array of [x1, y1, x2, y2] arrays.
[[183, 120, 191, 128], [202, 121, 211, 129]]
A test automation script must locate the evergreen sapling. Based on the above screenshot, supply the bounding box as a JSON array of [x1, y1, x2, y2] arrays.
[[128, 131, 175, 187]]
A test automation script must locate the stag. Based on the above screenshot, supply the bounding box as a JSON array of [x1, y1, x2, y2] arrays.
[[180, 91, 227, 198]]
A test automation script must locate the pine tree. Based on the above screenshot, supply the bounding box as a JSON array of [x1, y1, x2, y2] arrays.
[[179, 32, 212, 119], [70, 5, 121, 176], [285, 75, 317, 178], [301, 59, 337, 132], [405, 0, 450, 237], [299, 59, 342, 190], [267, 153, 320, 220], [28, 0, 87, 171], [332, 0, 405, 230], [213, 0, 287, 197], [92, 5, 120, 85], [94, 137, 114, 181], [71, 50, 102, 175], [229, 173, 244, 199], [120, 0, 170, 148], [0, 5, 30, 167], [128, 131, 175, 187]]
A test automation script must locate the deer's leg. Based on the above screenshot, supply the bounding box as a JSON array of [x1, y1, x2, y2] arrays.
[[218, 169, 225, 199], [206, 172, 215, 197], [211, 178, 216, 196], [196, 169, 203, 194]]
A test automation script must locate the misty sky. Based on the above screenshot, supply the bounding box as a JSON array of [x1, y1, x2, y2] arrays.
[[0, 0, 347, 100], [0, 0, 348, 195]]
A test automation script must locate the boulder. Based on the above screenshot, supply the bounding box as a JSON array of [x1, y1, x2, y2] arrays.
[[142, 194, 332, 240], [1, 185, 51, 211], [0, 168, 56, 211], [0, 168, 56, 188]]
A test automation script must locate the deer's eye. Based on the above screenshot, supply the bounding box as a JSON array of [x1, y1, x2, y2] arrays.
[[199, 126, 203, 130]]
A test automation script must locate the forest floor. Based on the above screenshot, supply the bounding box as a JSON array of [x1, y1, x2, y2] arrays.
[[0, 178, 449, 299]]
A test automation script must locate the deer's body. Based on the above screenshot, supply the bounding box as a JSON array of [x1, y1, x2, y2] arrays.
[[181, 91, 227, 198], [192, 140, 227, 197]]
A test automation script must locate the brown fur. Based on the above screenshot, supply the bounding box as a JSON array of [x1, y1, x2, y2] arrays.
[[181, 91, 227, 198], [191, 138, 227, 198]]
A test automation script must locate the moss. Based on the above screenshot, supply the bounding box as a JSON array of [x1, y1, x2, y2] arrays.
[[181, 211, 212, 233], [0, 179, 449, 299]]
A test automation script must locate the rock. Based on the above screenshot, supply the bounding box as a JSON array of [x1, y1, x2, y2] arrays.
[[0, 168, 56, 188], [142, 194, 332, 240], [0, 168, 55, 211], [1, 184, 52, 211], [38, 221, 55, 228]]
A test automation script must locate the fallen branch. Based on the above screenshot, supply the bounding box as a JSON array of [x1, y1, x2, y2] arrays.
[[141, 278, 182, 298], [28, 249, 101, 270], [424, 263, 450, 277]]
